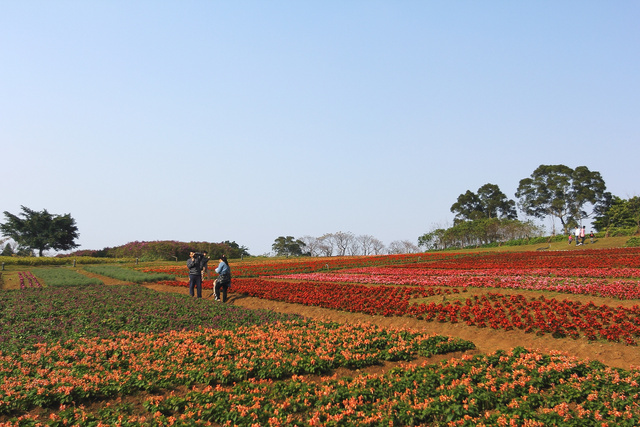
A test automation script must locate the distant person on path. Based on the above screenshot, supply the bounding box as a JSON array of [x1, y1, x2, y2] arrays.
[[575, 226, 581, 246], [201, 251, 211, 280], [187, 251, 203, 298], [568, 234, 573, 245], [214, 255, 232, 302], [580, 226, 586, 245], [590, 231, 595, 244]]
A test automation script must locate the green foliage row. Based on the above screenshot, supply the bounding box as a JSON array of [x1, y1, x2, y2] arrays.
[[626, 237, 640, 247], [0, 256, 135, 266], [593, 195, 640, 231], [479, 235, 565, 248], [83, 265, 174, 283], [145, 348, 640, 427], [31, 267, 103, 287], [606, 227, 638, 237], [0, 284, 302, 354]]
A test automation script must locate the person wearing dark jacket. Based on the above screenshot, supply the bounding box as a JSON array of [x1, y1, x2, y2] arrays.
[[187, 251, 203, 298]]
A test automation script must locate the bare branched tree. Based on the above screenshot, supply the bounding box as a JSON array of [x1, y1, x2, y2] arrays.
[[371, 237, 386, 255], [356, 234, 374, 256], [333, 231, 355, 256], [299, 235, 320, 256], [317, 233, 335, 257]]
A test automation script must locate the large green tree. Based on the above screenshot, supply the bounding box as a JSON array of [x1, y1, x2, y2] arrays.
[[272, 236, 307, 257], [592, 195, 640, 233], [451, 183, 517, 223], [0, 206, 80, 256], [515, 165, 607, 233]]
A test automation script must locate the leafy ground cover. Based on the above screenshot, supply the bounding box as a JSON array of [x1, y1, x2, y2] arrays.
[[0, 292, 473, 425], [30, 268, 103, 287], [83, 265, 174, 283], [0, 285, 300, 354], [142, 347, 640, 426]]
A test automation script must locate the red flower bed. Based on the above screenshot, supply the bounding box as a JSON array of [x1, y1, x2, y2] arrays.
[[231, 278, 459, 317], [228, 279, 640, 345], [154, 248, 640, 345]]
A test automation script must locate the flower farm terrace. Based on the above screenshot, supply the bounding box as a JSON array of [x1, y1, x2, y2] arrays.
[[0, 247, 639, 425]]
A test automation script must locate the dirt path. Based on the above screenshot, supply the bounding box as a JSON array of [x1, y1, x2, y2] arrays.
[[143, 283, 640, 371]]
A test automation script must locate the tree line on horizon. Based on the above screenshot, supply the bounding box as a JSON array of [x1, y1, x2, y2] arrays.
[[420, 164, 638, 250], [273, 164, 639, 255], [271, 233, 420, 258], [2, 164, 639, 258]]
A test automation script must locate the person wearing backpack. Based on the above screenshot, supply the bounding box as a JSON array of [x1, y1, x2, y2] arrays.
[[214, 255, 232, 302]]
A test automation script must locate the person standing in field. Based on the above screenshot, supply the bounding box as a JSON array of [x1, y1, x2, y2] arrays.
[[568, 234, 573, 245], [575, 226, 581, 246], [187, 251, 203, 298], [214, 255, 232, 302], [201, 251, 210, 280], [590, 231, 595, 244], [580, 226, 586, 245]]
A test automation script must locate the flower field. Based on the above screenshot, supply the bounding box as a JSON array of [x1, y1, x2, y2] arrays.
[[153, 248, 640, 344], [1, 247, 640, 425]]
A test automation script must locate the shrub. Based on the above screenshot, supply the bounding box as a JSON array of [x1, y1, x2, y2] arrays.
[[626, 237, 640, 247], [606, 227, 637, 237]]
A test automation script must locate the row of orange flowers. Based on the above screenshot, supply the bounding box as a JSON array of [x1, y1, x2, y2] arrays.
[[5, 346, 640, 426], [0, 320, 473, 417]]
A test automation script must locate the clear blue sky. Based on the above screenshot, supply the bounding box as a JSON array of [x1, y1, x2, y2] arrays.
[[2, 1, 639, 256]]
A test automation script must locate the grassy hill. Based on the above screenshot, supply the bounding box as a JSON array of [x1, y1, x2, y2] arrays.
[[450, 235, 633, 253]]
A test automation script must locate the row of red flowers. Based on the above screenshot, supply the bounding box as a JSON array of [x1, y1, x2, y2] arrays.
[[142, 248, 640, 280], [156, 279, 459, 317], [397, 247, 640, 269], [17, 272, 42, 290], [342, 266, 640, 279], [270, 271, 640, 300], [157, 278, 640, 344]]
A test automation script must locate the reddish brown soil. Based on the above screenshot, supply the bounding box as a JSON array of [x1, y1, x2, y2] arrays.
[[143, 282, 640, 371]]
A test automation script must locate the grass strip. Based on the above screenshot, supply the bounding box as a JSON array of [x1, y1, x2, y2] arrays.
[[31, 267, 103, 287], [84, 265, 174, 283]]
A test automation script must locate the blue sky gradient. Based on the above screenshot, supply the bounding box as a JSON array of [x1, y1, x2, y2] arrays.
[[2, 1, 639, 255]]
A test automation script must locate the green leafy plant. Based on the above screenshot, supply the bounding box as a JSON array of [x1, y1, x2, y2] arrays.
[[84, 265, 174, 283], [31, 267, 103, 286], [626, 237, 640, 247]]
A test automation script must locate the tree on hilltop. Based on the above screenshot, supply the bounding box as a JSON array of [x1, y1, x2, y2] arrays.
[[451, 183, 516, 223], [0, 206, 80, 256], [592, 195, 640, 233], [515, 165, 608, 233], [272, 236, 307, 257]]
